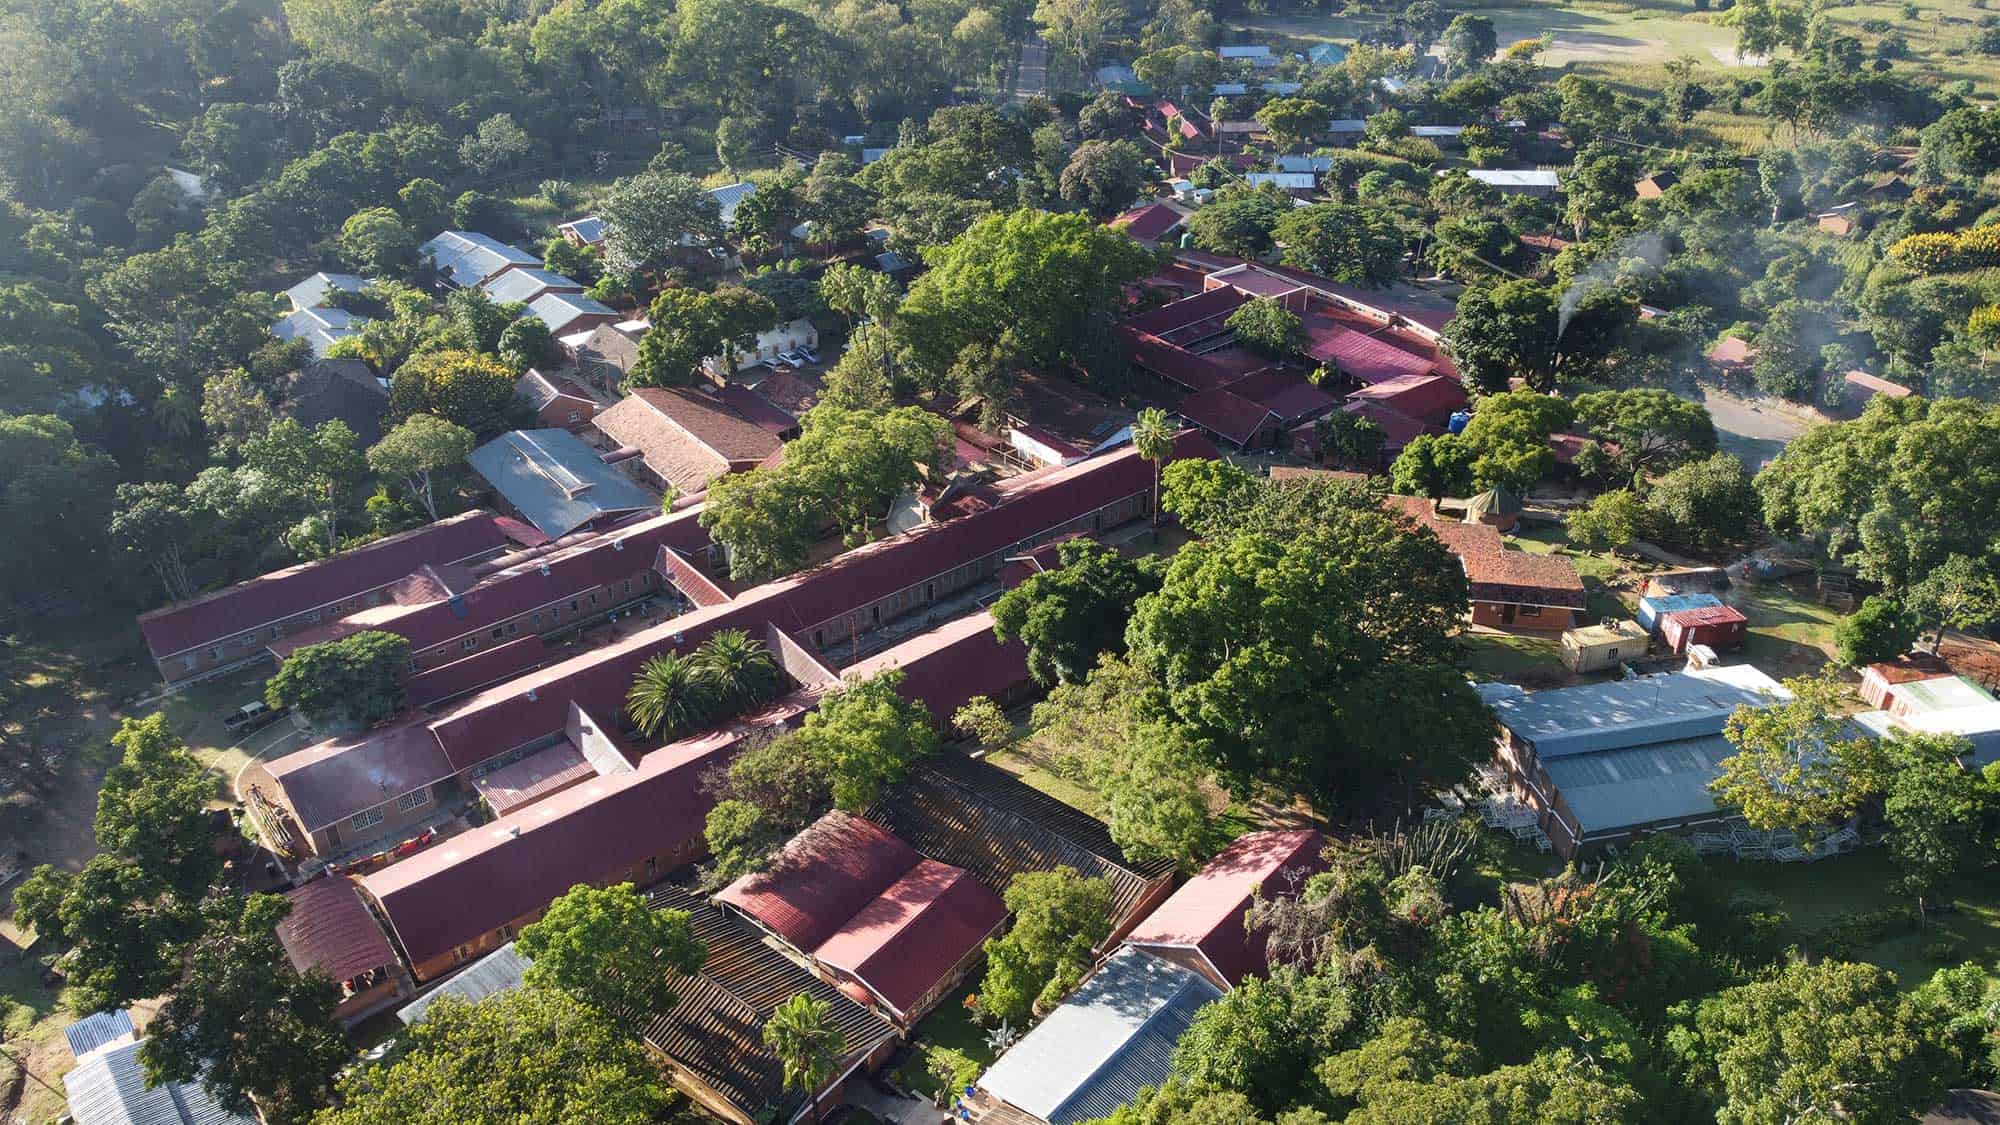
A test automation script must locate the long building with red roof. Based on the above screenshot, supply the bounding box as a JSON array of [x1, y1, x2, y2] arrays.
[[1122, 829, 1326, 990], [137, 510, 518, 683], [717, 811, 1008, 1027]]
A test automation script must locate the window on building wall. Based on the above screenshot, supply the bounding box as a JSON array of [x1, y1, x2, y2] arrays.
[[270, 626, 282, 640], [1520, 605, 1542, 617], [462, 637, 477, 651], [532, 612, 542, 627], [646, 856, 658, 877], [306, 610, 321, 624], [182, 655, 197, 672], [623, 579, 632, 595], [871, 605, 881, 623], [209, 646, 225, 661], [567, 411, 581, 424], [589, 593, 598, 606], [351, 807, 385, 832], [399, 788, 430, 812], [240, 634, 255, 648], [491, 627, 504, 639], [506, 622, 518, 635], [570, 599, 579, 611]]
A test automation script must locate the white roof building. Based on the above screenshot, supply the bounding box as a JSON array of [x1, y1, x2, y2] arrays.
[[61, 1010, 256, 1125], [274, 306, 368, 358], [283, 272, 368, 313], [419, 231, 541, 288], [1467, 169, 1562, 189]]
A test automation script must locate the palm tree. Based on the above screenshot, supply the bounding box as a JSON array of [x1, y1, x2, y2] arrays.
[[763, 992, 846, 1124], [1131, 407, 1176, 526], [626, 652, 718, 738], [694, 629, 781, 709]]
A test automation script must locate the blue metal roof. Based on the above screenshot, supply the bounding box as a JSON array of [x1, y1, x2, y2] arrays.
[[1544, 733, 1738, 835], [977, 948, 1221, 1125], [469, 429, 659, 539], [63, 1009, 134, 1060], [1476, 665, 1788, 759]]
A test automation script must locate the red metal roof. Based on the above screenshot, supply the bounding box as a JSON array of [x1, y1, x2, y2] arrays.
[[404, 635, 551, 710], [469, 738, 597, 817], [717, 813, 921, 951], [842, 609, 1032, 725], [425, 436, 1216, 771], [1124, 829, 1325, 986], [265, 721, 458, 832], [268, 513, 704, 659], [716, 383, 802, 435], [277, 876, 399, 986], [1179, 387, 1278, 447], [138, 511, 513, 660], [1230, 370, 1340, 424], [1346, 373, 1467, 424], [363, 693, 815, 969], [1122, 330, 1236, 392], [1307, 325, 1437, 384], [1842, 370, 1911, 399], [1122, 288, 1249, 337], [1341, 399, 1436, 449], [1660, 604, 1747, 628], [813, 859, 1007, 1017], [1111, 203, 1186, 244]]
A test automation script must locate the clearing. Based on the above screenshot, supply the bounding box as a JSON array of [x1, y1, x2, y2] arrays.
[[1227, 0, 1741, 69]]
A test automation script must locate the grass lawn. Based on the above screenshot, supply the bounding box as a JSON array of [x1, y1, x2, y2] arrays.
[[1732, 579, 1843, 678], [1228, 0, 1740, 68], [891, 982, 997, 1105], [1461, 630, 1566, 683]]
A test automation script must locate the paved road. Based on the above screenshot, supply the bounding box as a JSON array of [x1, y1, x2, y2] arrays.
[[1013, 37, 1047, 101], [1691, 383, 1819, 469]]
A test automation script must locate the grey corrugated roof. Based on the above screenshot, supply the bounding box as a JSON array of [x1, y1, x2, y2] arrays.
[[978, 948, 1220, 1125], [1468, 169, 1561, 187], [1476, 665, 1788, 759], [284, 272, 367, 312], [480, 268, 582, 306], [1544, 733, 1738, 835], [559, 216, 607, 243], [273, 307, 368, 358], [63, 1009, 135, 1060], [525, 291, 617, 334], [397, 942, 531, 1025], [62, 1038, 257, 1125], [420, 231, 540, 288], [709, 182, 757, 227], [469, 429, 659, 538], [1275, 156, 1335, 173]]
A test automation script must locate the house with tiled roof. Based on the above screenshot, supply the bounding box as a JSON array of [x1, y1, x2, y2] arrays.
[[717, 811, 1009, 1027], [278, 358, 390, 444], [591, 386, 792, 498], [1387, 495, 1586, 630], [514, 367, 602, 431], [1110, 202, 1187, 247], [1123, 829, 1326, 989], [564, 322, 642, 393]]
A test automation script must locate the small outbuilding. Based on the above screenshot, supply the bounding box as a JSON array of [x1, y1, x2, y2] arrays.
[[1636, 592, 1724, 633], [1560, 619, 1650, 674], [1659, 603, 1748, 655], [1464, 486, 1524, 532]]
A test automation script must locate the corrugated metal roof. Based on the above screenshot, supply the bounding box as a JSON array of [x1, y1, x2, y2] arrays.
[[1544, 733, 1737, 835], [62, 1038, 257, 1125], [63, 1009, 135, 1061], [1476, 666, 1789, 759], [1888, 675, 1996, 715], [397, 942, 531, 1025], [468, 429, 659, 539], [977, 948, 1221, 1124]]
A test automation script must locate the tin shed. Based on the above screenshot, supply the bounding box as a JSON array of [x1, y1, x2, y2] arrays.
[[1636, 592, 1723, 633], [1659, 604, 1747, 654], [1561, 620, 1650, 674]]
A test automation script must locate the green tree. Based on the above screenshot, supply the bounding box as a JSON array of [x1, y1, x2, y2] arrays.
[[980, 867, 1115, 1023], [1457, 391, 1575, 493], [239, 418, 369, 555], [1227, 298, 1305, 359], [627, 651, 719, 739], [0, 413, 118, 604], [387, 349, 519, 438], [1710, 671, 1881, 842], [143, 892, 347, 1122], [1256, 98, 1329, 151], [498, 318, 556, 373], [13, 855, 192, 1012], [94, 715, 220, 901], [1645, 452, 1757, 550], [1836, 595, 1916, 667], [694, 628, 782, 711], [1183, 191, 1288, 259], [338, 206, 417, 276], [200, 368, 276, 455], [316, 988, 676, 1125], [1881, 735, 1990, 918], [1441, 280, 1561, 394], [1058, 140, 1151, 220], [895, 209, 1157, 382], [598, 170, 723, 274], [1442, 13, 1498, 71], [1756, 399, 2000, 588], [265, 630, 412, 728], [1126, 478, 1491, 806], [1679, 960, 1952, 1125], [368, 414, 473, 521], [1906, 554, 2000, 650], [1315, 412, 1386, 470], [110, 481, 200, 602], [1570, 389, 1718, 482], [1567, 489, 1646, 553], [1390, 433, 1474, 500], [1274, 205, 1406, 287], [820, 262, 900, 331], [1173, 967, 1354, 1115], [459, 113, 534, 175], [1091, 1081, 1273, 1125], [1132, 407, 1176, 526], [701, 406, 952, 580], [763, 992, 847, 1124], [992, 540, 1162, 685], [1345, 1050, 1639, 1124], [517, 883, 706, 1033], [792, 670, 938, 810]]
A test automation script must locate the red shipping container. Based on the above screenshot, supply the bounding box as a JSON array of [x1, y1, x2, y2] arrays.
[[1659, 604, 1748, 654]]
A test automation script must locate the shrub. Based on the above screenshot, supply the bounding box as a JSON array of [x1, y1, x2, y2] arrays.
[[1835, 594, 1916, 666]]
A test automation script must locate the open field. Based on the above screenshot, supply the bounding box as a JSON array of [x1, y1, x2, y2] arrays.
[[1229, 0, 1741, 68]]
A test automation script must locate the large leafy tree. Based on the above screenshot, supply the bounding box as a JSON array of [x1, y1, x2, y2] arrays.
[[980, 866, 1114, 1023], [13, 855, 193, 1013], [143, 892, 348, 1122], [1182, 191, 1288, 259], [1710, 671, 1882, 842], [265, 630, 412, 728], [1569, 389, 1717, 482], [1645, 453, 1758, 550], [1756, 397, 2000, 587], [1880, 734, 1992, 918], [93, 715, 220, 901], [1057, 140, 1151, 220], [517, 883, 706, 1034], [1679, 960, 1954, 1125], [1442, 280, 1560, 394], [0, 413, 117, 604], [317, 988, 677, 1125], [701, 405, 951, 581], [597, 170, 723, 274], [1274, 204, 1406, 287], [628, 285, 781, 388], [1905, 554, 2000, 650], [386, 349, 519, 439], [789, 670, 938, 811], [368, 414, 473, 521], [894, 209, 1156, 385], [992, 540, 1162, 686]]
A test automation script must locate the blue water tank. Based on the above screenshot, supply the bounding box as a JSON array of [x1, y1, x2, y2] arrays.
[[1447, 411, 1472, 434]]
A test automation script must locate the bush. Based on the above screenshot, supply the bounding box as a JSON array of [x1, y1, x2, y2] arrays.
[[1889, 225, 2000, 275], [1835, 594, 1915, 666], [923, 1047, 983, 1105]]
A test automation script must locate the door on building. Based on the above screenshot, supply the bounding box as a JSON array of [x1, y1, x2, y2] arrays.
[[1501, 604, 1517, 625]]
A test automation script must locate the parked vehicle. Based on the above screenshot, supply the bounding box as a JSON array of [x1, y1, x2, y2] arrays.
[[797, 346, 820, 364], [222, 699, 283, 733]]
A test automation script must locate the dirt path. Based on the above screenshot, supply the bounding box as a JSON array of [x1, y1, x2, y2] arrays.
[[1689, 383, 1820, 468]]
